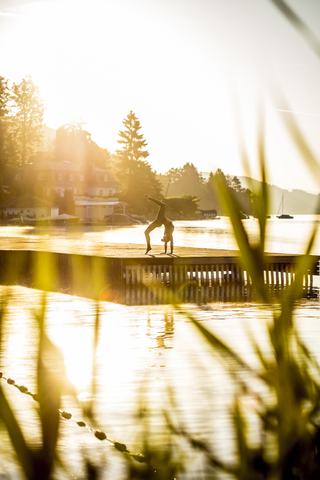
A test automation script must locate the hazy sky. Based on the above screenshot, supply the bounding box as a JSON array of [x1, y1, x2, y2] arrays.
[[1, 0, 320, 192]]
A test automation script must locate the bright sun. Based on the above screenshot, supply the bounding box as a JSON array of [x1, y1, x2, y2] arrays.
[[3, 0, 320, 190]]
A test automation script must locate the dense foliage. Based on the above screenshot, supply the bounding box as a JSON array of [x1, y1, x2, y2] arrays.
[[0, 76, 45, 200], [164, 195, 200, 219], [11, 76, 44, 167], [0, 77, 10, 201], [158, 165, 253, 217], [55, 121, 109, 169]]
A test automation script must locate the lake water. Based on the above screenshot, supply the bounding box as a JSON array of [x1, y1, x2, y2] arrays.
[[0, 216, 320, 479], [1, 214, 319, 254]]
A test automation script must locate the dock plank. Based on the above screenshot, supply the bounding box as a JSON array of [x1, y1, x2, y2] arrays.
[[0, 236, 301, 260]]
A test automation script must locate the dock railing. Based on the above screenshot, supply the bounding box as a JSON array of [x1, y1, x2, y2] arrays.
[[0, 250, 318, 304]]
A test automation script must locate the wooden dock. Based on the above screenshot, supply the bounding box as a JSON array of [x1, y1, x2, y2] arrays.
[[0, 241, 319, 304]]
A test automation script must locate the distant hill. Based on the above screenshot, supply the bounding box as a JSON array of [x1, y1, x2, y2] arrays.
[[239, 176, 320, 215], [200, 173, 320, 214]]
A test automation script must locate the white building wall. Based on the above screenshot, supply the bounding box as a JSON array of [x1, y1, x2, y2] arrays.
[[74, 203, 116, 220], [50, 207, 59, 217], [2, 207, 51, 219]]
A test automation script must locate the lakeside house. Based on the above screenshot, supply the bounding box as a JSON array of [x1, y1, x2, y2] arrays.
[[13, 160, 120, 199], [6, 160, 129, 222], [0, 194, 59, 221], [0, 193, 135, 223]]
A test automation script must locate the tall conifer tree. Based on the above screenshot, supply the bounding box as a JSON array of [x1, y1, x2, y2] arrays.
[[116, 111, 162, 213]]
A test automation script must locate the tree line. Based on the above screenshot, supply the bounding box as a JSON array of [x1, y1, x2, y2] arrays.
[[0, 75, 44, 200], [0, 75, 254, 217]]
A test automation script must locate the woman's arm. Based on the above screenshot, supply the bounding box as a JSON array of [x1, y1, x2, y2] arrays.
[[145, 195, 165, 207]]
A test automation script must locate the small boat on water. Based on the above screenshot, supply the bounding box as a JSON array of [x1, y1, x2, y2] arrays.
[[277, 193, 293, 219], [277, 213, 293, 219]]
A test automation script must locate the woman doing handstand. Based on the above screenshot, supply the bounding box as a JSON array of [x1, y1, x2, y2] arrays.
[[144, 195, 174, 254]]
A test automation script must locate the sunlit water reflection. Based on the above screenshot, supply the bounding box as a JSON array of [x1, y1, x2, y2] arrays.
[[0, 217, 319, 478], [0, 215, 319, 253]]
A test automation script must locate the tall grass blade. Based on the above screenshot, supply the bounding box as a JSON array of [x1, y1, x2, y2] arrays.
[[0, 292, 8, 364], [177, 306, 264, 382], [273, 88, 320, 183], [215, 176, 268, 302], [87, 301, 100, 421], [0, 386, 34, 478], [0, 290, 35, 478], [256, 106, 269, 252], [36, 295, 61, 478], [282, 222, 318, 307], [270, 0, 320, 60], [233, 91, 252, 180]]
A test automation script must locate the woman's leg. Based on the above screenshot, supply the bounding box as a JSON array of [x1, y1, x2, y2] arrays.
[[144, 221, 159, 253], [170, 236, 173, 254], [158, 204, 166, 222]]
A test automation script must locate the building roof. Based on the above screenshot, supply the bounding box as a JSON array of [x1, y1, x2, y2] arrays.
[[32, 160, 119, 184], [0, 194, 57, 209], [33, 160, 113, 173], [34, 160, 81, 172]]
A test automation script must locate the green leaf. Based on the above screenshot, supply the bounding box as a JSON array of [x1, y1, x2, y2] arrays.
[[270, 0, 320, 60], [215, 177, 268, 302], [272, 86, 320, 183], [282, 222, 318, 306], [36, 295, 61, 474]]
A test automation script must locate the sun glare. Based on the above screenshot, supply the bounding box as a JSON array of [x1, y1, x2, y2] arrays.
[[2, 0, 240, 172], [61, 330, 94, 391], [1, 0, 320, 188]]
